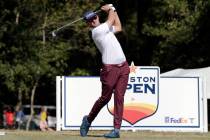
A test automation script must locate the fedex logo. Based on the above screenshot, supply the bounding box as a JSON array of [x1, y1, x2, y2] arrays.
[[165, 116, 196, 124]]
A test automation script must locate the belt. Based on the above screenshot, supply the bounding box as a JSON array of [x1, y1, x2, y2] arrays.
[[104, 61, 127, 67]]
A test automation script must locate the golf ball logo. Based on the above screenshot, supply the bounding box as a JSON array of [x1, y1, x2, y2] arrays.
[[107, 63, 160, 125]]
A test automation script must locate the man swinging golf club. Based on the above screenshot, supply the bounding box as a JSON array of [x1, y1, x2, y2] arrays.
[[80, 4, 130, 138]]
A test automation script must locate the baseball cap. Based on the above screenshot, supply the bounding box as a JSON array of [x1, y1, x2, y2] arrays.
[[83, 11, 97, 22]]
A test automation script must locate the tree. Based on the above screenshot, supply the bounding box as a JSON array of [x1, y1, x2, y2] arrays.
[[140, 0, 209, 71], [0, 0, 101, 130]]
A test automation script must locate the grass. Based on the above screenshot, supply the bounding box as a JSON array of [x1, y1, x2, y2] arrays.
[[0, 130, 210, 140]]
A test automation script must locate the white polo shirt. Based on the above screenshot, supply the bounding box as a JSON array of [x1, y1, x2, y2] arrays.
[[91, 23, 126, 64]]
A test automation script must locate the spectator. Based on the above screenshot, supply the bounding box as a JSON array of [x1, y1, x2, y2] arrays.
[[39, 106, 53, 131], [3, 106, 7, 128], [15, 106, 25, 129], [5, 106, 15, 129]]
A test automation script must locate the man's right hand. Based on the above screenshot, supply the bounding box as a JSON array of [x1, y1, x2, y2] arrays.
[[101, 4, 113, 13]]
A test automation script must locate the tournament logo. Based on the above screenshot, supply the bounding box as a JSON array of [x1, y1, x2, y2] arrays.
[[107, 62, 160, 125]]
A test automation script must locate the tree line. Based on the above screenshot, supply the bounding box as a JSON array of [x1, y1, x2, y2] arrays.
[[0, 0, 210, 118]]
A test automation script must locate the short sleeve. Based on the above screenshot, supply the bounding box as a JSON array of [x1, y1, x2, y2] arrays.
[[92, 23, 110, 38]]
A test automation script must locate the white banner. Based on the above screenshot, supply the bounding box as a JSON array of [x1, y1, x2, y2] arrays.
[[57, 66, 207, 132]]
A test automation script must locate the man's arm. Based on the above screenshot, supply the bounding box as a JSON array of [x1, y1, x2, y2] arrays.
[[112, 11, 122, 32], [101, 5, 122, 32]]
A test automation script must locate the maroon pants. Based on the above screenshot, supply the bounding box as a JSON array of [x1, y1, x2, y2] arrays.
[[87, 61, 129, 129]]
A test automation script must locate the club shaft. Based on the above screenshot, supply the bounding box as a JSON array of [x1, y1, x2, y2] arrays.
[[51, 10, 101, 35], [53, 17, 83, 33]]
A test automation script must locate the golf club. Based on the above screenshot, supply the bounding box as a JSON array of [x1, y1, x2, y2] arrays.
[[51, 10, 101, 37]]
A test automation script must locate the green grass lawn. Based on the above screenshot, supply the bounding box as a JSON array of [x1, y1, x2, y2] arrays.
[[0, 130, 210, 140]]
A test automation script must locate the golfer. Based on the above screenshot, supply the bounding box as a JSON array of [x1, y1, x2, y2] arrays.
[[80, 4, 129, 138]]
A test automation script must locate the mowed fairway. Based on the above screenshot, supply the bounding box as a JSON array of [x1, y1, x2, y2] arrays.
[[0, 130, 210, 140]]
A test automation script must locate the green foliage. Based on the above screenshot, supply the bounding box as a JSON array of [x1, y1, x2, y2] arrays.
[[139, 0, 209, 70], [143, 0, 205, 45], [0, 0, 210, 105], [71, 68, 90, 76], [0, 0, 103, 104]]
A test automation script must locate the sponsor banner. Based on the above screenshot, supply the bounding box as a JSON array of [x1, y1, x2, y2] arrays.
[[59, 65, 206, 132], [107, 65, 159, 125]]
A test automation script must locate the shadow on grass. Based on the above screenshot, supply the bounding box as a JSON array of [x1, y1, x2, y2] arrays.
[[87, 134, 104, 138]]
